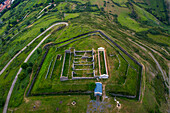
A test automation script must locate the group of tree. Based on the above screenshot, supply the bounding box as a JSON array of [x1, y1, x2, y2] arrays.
[[19, 62, 33, 81]]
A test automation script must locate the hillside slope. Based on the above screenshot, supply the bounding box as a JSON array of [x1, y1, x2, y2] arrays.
[[0, 0, 169, 113]]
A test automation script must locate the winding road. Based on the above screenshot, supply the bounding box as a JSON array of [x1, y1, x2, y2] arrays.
[[0, 22, 68, 75], [3, 22, 68, 113]]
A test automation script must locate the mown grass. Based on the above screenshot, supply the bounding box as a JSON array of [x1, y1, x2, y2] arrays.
[[14, 95, 90, 113], [99, 51, 106, 74], [63, 53, 70, 77]]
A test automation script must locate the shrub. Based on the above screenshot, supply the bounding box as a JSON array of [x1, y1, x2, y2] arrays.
[[88, 82, 96, 91], [37, 48, 42, 54], [29, 62, 33, 67], [18, 72, 26, 81], [21, 63, 28, 70], [0, 97, 5, 107], [40, 28, 44, 32], [6, 36, 11, 41], [27, 67, 32, 73], [26, 21, 30, 25], [44, 9, 47, 12]]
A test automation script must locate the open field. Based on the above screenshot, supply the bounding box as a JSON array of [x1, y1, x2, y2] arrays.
[[13, 95, 90, 113]]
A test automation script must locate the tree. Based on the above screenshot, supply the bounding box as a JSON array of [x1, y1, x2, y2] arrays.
[[40, 28, 44, 32], [48, 4, 54, 9], [88, 82, 96, 91], [18, 72, 26, 81], [37, 48, 42, 54], [26, 21, 30, 25], [44, 9, 47, 12], [0, 97, 5, 107], [6, 36, 11, 41], [5, 31, 8, 34], [0, 19, 2, 24], [21, 63, 28, 69], [29, 62, 33, 67], [27, 67, 32, 73]]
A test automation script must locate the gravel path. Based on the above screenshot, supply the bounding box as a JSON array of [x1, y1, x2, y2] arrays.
[[3, 22, 68, 113]]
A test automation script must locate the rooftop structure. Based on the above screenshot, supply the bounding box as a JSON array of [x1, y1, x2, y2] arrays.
[[0, 0, 11, 12], [98, 47, 109, 79], [94, 82, 102, 96]]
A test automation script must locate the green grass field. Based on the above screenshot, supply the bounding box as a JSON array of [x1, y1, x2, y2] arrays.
[[14, 95, 90, 113], [118, 12, 149, 32]]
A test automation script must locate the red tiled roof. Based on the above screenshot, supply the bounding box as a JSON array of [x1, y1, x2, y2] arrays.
[[7, 5, 10, 8], [0, 0, 11, 12]]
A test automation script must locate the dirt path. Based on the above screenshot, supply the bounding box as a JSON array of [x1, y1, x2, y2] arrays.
[[128, 38, 169, 97], [136, 40, 169, 62], [168, 63, 170, 97], [102, 84, 106, 101], [140, 63, 146, 103], [24, 68, 34, 103]]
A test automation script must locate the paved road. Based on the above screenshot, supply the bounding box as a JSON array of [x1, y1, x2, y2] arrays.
[[0, 22, 68, 75], [3, 22, 68, 113]]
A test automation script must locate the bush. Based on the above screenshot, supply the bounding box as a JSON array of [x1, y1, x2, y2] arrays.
[[40, 28, 44, 32], [0, 97, 5, 107], [6, 36, 11, 41], [37, 48, 42, 54], [44, 9, 47, 12], [21, 63, 28, 70], [88, 82, 96, 91], [18, 72, 26, 81], [29, 62, 33, 67], [48, 4, 54, 9], [26, 21, 30, 25], [27, 67, 32, 73]]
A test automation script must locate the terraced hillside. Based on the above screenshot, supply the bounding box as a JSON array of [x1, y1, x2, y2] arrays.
[[0, 0, 169, 113]]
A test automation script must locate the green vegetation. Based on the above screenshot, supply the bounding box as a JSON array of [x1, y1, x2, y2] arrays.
[[99, 51, 106, 74], [0, 0, 169, 112], [63, 53, 70, 77], [21, 63, 28, 70], [147, 33, 170, 46], [18, 72, 26, 81], [15, 95, 90, 113], [29, 33, 141, 100], [88, 82, 96, 91], [118, 12, 149, 32]]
